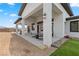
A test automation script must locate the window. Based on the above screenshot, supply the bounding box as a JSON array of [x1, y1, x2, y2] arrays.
[[70, 21, 79, 32], [37, 21, 43, 31], [32, 23, 35, 30]]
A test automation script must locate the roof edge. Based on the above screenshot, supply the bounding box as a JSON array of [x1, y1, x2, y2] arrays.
[[18, 3, 27, 16], [61, 3, 73, 16], [14, 18, 22, 24], [66, 16, 79, 21]]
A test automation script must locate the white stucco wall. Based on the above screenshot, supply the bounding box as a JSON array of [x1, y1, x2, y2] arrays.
[[54, 4, 70, 37], [52, 4, 70, 42], [65, 21, 70, 35], [65, 19, 79, 38], [53, 13, 64, 37]]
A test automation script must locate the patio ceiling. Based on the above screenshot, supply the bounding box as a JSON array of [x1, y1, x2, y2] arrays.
[[52, 4, 63, 15], [30, 8, 43, 19]]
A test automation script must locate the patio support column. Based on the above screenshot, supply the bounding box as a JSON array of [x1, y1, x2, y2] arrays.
[[21, 19, 25, 35], [43, 3, 52, 47], [16, 24, 18, 34], [35, 23, 37, 35]]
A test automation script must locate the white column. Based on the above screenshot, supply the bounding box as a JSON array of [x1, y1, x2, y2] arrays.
[[61, 13, 66, 37], [21, 19, 25, 35], [43, 3, 52, 47], [16, 24, 18, 34], [35, 23, 37, 34]]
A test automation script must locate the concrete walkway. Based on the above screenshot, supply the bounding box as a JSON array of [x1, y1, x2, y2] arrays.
[[0, 32, 55, 56]]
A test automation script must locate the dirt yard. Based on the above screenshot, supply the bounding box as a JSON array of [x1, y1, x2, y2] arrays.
[[0, 32, 11, 55], [0, 32, 55, 56]]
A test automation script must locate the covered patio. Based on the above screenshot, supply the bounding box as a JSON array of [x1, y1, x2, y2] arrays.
[[15, 3, 66, 48]]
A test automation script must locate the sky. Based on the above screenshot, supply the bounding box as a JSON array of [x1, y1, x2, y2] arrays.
[[70, 3, 79, 16], [0, 3, 79, 28], [0, 3, 21, 28]]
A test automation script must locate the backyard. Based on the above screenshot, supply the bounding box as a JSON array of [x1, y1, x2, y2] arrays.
[[0, 32, 54, 56], [50, 38, 79, 56]]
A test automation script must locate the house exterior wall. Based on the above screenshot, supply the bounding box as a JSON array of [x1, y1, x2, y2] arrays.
[[52, 4, 70, 42], [65, 19, 79, 38], [53, 13, 65, 42], [21, 3, 70, 37], [54, 3, 70, 36], [16, 3, 71, 47], [16, 24, 18, 34]]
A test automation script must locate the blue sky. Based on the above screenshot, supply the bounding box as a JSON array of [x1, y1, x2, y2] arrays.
[[0, 3, 21, 28], [70, 3, 79, 16], [0, 3, 79, 28]]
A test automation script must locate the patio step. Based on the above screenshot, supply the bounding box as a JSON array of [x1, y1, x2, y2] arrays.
[[38, 45, 48, 50]]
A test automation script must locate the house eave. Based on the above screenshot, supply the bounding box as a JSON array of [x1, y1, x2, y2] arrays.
[[18, 3, 27, 16], [66, 16, 79, 21], [14, 18, 22, 24], [61, 3, 73, 16]]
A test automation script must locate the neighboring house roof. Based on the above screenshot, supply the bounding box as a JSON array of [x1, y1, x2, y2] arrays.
[[14, 18, 22, 24], [61, 3, 73, 16], [66, 16, 79, 21]]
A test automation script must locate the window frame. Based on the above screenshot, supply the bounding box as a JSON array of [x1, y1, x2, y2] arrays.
[[70, 21, 79, 32]]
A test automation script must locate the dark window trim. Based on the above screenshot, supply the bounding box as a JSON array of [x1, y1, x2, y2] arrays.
[[37, 21, 43, 24], [70, 21, 79, 32], [52, 19, 54, 22], [66, 16, 79, 21]]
